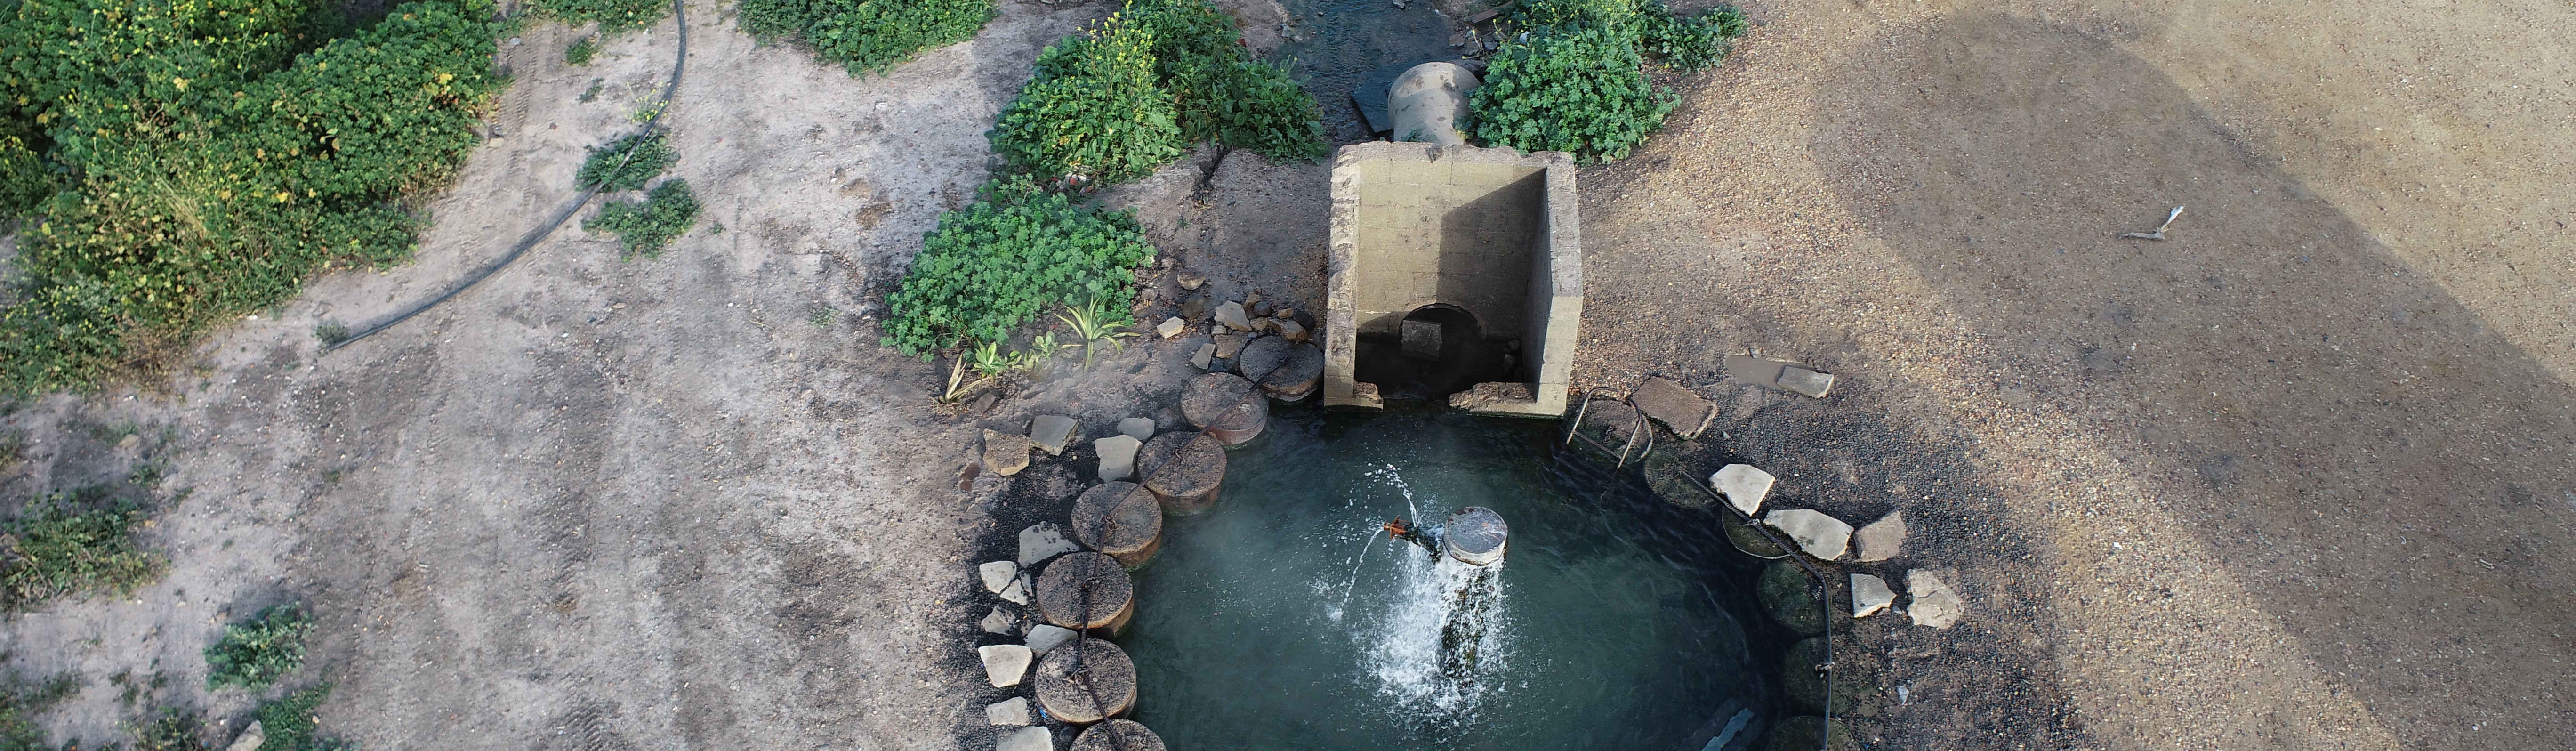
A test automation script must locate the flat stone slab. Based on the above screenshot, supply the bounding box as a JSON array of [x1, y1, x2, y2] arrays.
[[978, 561, 1019, 595], [1155, 316, 1185, 338], [985, 696, 1031, 726], [980, 606, 1016, 635], [979, 644, 1032, 687], [1095, 435, 1142, 482], [1192, 342, 1216, 369], [1764, 509, 1853, 561], [1906, 570, 1964, 628], [983, 430, 1031, 476], [1855, 511, 1907, 562], [1212, 333, 1247, 359], [1709, 464, 1775, 516], [1215, 301, 1252, 331], [1019, 522, 1079, 567], [1118, 418, 1156, 442], [1779, 365, 1835, 397], [996, 726, 1051, 751], [1029, 415, 1078, 455], [1026, 624, 1077, 656], [1851, 573, 1895, 618], [1631, 377, 1715, 439]]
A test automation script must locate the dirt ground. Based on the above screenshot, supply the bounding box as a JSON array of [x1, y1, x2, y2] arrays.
[[5, 0, 2573, 749], [1575, 0, 2576, 748]]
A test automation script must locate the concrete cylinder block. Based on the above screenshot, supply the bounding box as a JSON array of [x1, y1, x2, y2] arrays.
[[1390, 62, 1481, 145]]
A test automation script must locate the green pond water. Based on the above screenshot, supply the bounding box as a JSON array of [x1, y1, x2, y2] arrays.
[[1123, 406, 1778, 751]]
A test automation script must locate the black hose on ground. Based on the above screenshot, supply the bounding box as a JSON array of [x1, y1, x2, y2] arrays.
[[325, 0, 690, 353]]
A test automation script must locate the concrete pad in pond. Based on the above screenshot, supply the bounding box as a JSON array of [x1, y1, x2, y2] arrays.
[[1071, 481, 1164, 567], [1034, 638, 1137, 724], [1182, 372, 1267, 444], [1139, 432, 1226, 515], [1764, 509, 1854, 561], [1072, 719, 1167, 751], [1443, 506, 1508, 565], [1236, 334, 1291, 382], [1036, 552, 1134, 631], [1259, 343, 1325, 401]]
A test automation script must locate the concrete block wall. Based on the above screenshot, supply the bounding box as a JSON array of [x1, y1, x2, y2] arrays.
[[1325, 142, 1583, 416]]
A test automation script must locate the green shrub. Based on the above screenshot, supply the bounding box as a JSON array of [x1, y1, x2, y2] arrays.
[[1637, 0, 1745, 72], [527, 0, 667, 33], [205, 604, 314, 691], [575, 131, 677, 191], [738, 0, 993, 75], [0, 488, 168, 609], [1469, 22, 1675, 160], [0, 670, 78, 751], [254, 684, 355, 751], [130, 707, 216, 751], [0, 135, 51, 220], [583, 178, 700, 258], [991, 10, 1185, 185], [880, 177, 1153, 357], [0, 0, 503, 394], [566, 34, 599, 65], [994, 0, 1324, 182]]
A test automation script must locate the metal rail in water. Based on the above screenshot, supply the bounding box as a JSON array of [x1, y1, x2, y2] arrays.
[[1555, 388, 1837, 751]]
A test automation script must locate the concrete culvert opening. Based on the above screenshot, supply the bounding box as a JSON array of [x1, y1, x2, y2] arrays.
[[1325, 143, 1582, 416]]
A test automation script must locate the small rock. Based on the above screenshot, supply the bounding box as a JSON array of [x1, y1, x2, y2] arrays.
[[1117, 418, 1156, 442], [1215, 301, 1252, 331], [1273, 307, 1296, 320], [225, 721, 265, 751], [980, 606, 1016, 635], [1212, 334, 1247, 359], [1850, 573, 1895, 618], [1250, 317, 1280, 334], [1763, 509, 1853, 560], [979, 644, 1033, 686], [1250, 300, 1273, 318], [986, 696, 1031, 726], [1276, 318, 1309, 342], [1708, 464, 1776, 516], [1177, 272, 1207, 290], [1029, 415, 1078, 455], [1155, 317, 1185, 338], [983, 430, 1031, 476], [1778, 366, 1836, 398], [979, 560, 1020, 594], [1019, 522, 1079, 567], [1244, 291, 1263, 307], [1191, 343, 1216, 369], [1855, 511, 1907, 562], [1026, 624, 1077, 656], [1905, 570, 1964, 628], [996, 726, 1051, 751], [1095, 435, 1143, 482], [116, 434, 141, 450]]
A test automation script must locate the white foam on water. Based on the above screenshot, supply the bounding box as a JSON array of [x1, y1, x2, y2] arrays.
[[1350, 466, 1511, 724]]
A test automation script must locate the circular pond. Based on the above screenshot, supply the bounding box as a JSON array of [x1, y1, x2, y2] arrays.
[[1123, 405, 1779, 750]]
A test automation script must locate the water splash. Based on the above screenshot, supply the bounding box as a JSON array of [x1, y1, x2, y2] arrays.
[[1329, 531, 1382, 622], [1363, 553, 1509, 723]]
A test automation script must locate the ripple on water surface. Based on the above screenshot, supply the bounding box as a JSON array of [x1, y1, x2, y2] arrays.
[[1125, 407, 1771, 751]]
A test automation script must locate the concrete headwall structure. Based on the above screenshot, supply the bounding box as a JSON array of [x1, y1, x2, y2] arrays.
[[1323, 142, 1582, 417]]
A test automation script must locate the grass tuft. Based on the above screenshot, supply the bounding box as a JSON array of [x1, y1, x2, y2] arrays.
[[204, 604, 314, 692], [0, 487, 167, 610], [584, 178, 701, 258]]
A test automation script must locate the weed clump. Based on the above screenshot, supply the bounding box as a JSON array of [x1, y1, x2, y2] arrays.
[[738, 0, 994, 75], [130, 707, 215, 751], [991, 0, 1324, 186], [566, 34, 600, 65], [528, 0, 668, 34], [584, 178, 701, 258], [1469, 0, 1748, 160], [880, 177, 1152, 357], [0, 669, 78, 751], [576, 131, 678, 192], [205, 604, 314, 691], [0, 488, 167, 610], [0, 0, 505, 395], [254, 684, 354, 751]]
